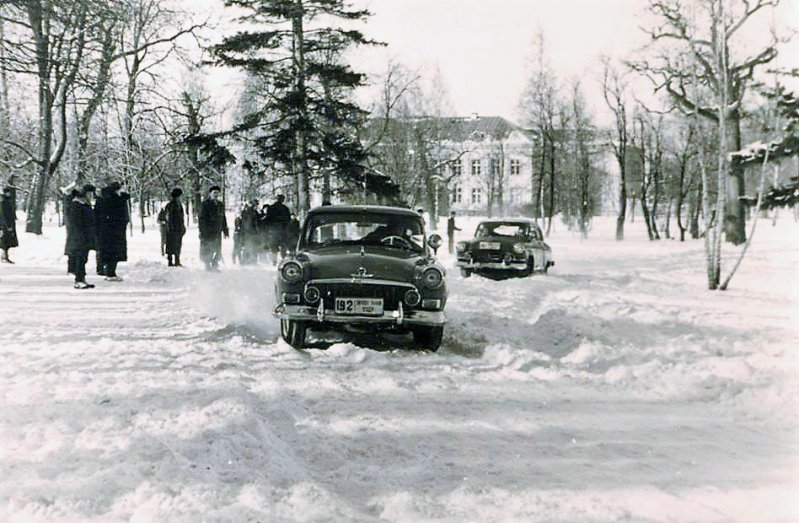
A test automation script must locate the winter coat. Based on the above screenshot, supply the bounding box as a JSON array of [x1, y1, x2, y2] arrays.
[[163, 199, 186, 255], [65, 199, 96, 255], [0, 192, 18, 249], [94, 189, 130, 262], [199, 198, 228, 240]]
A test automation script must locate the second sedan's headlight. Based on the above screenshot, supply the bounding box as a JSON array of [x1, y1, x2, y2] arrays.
[[280, 261, 303, 283], [456, 241, 467, 253], [513, 243, 526, 254], [421, 267, 444, 289]]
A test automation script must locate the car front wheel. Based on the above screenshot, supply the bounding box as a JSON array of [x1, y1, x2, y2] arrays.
[[412, 325, 443, 352], [281, 319, 308, 348], [460, 268, 472, 278]]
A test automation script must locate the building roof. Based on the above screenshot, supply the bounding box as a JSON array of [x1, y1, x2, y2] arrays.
[[435, 116, 524, 142]]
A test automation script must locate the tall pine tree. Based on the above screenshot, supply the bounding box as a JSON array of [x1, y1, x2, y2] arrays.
[[211, 0, 378, 213]]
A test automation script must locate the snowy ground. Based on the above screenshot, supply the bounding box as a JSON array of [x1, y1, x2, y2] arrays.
[[1, 213, 798, 522]]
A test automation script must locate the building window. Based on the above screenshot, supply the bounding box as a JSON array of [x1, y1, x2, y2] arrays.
[[491, 158, 501, 177], [451, 159, 462, 176], [510, 159, 521, 176], [471, 187, 482, 204], [471, 159, 481, 176], [451, 184, 462, 204], [510, 187, 522, 203]]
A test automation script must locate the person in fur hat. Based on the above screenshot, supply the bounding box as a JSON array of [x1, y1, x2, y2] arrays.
[[164, 188, 186, 267]]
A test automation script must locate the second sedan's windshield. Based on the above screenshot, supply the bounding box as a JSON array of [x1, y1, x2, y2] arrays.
[[475, 222, 530, 238], [304, 212, 425, 252]]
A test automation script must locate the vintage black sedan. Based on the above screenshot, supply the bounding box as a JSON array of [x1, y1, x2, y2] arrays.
[[455, 218, 554, 279], [273, 205, 447, 350]]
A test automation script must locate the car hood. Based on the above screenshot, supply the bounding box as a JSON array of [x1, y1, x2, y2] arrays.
[[302, 246, 424, 282]]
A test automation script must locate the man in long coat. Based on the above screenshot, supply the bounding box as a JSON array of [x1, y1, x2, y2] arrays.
[[65, 184, 97, 289], [94, 181, 129, 281], [164, 188, 186, 267], [198, 185, 228, 271], [0, 186, 18, 263]]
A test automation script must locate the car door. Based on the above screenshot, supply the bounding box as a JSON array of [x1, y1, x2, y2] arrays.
[[530, 225, 549, 270]]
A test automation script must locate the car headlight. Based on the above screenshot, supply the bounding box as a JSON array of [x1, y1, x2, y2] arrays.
[[456, 241, 467, 253], [513, 243, 525, 254], [304, 285, 320, 304], [403, 289, 421, 306], [421, 267, 444, 289], [280, 261, 303, 283]]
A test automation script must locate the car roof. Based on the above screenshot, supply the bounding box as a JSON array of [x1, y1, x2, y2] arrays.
[[306, 205, 422, 218], [478, 218, 538, 226]]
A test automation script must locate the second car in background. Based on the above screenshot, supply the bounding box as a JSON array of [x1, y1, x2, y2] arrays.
[[456, 218, 554, 279]]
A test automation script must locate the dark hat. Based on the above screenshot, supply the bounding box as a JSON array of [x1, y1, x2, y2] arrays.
[[171, 187, 183, 198], [276, 194, 285, 202], [209, 185, 221, 193], [108, 181, 122, 192], [81, 183, 96, 195], [2, 186, 12, 194]]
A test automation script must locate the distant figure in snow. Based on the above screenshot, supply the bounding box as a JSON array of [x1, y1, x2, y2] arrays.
[[198, 185, 228, 271], [65, 184, 97, 289], [60, 183, 79, 275], [265, 194, 291, 264], [285, 213, 300, 254], [94, 181, 129, 281], [157, 206, 167, 257], [447, 210, 461, 254], [163, 188, 186, 267], [0, 186, 18, 264]]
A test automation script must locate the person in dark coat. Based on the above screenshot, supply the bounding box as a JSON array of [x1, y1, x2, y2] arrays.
[[94, 181, 130, 281], [164, 188, 186, 267], [240, 200, 260, 264], [266, 194, 291, 264], [0, 186, 18, 263], [65, 184, 97, 289], [285, 213, 300, 254], [447, 210, 461, 254], [198, 185, 228, 271]]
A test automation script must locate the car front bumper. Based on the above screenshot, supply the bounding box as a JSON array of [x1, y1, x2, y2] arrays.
[[273, 303, 447, 326], [456, 260, 527, 271]]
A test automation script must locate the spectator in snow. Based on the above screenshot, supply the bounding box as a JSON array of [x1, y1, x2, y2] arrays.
[[239, 200, 261, 264], [447, 210, 461, 254], [0, 186, 18, 264], [157, 206, 167, 257], [198, 185, 228, 271], [265, 194, 291, 264], [65, 184, 97, 289], [285, 213, 300, 254], [163, 188, 186, 267], [94, 181, 130, 281]]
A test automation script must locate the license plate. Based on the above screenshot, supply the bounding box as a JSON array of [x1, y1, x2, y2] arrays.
[[334, 298, 384, 316], [479, 242, 501, 250]]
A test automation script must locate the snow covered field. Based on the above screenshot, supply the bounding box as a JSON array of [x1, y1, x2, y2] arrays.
[[1, 214, 797, 522]]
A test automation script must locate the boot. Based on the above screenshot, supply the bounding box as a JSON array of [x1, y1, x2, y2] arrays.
[[167, 255, 174, 267], [74, 281, 95, 289], [174, 255, 183, 267], [1, 250, 13, 264]]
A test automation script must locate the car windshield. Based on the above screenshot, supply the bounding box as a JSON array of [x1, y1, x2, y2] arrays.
[[304, 212, 425, 252], [475, 222, 530, 238]]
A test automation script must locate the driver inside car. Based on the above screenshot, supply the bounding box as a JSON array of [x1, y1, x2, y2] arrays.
[[362, 222, 408, 244]]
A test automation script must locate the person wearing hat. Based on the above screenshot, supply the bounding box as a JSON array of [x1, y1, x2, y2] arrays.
[[0, 186, 18, 263], [198, 185, 228, 271], [164, 187, 186, 267], [65, 184, 97, 289], [94, 181, 130, 281]]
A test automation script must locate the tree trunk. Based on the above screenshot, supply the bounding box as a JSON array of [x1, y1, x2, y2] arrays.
[[723, 117, 745, 244]]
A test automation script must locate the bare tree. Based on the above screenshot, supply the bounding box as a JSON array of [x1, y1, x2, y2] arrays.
[[633, 0, 784, 245], [601, 56, 631, 240]]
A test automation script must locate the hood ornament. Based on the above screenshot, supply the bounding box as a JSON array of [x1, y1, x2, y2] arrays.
[[351, 266, 373, 281]]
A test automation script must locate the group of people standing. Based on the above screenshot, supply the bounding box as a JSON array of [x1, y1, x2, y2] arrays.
[[63, 181, 130, 289], [232, 194, 299, 266]]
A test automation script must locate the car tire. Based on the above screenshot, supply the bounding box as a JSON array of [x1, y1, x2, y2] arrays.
[[412, 325, 443, 352], [281, 319, 308, 348], [460, 268, 472, 278], [523, 257, 535, 277]]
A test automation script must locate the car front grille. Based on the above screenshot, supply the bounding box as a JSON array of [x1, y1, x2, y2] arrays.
[[471, 250, 504, 263], [311, 280, 412, 310]]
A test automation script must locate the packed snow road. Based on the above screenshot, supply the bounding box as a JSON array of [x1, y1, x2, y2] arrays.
[[1, 217, 797, 521]]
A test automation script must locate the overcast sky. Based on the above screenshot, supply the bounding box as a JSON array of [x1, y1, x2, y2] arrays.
[[198, 0, 799, 126], [352, 0, 647, 122]]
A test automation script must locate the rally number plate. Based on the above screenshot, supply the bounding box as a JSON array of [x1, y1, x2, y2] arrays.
[[335, 298, 384, 316], [479, 241, 501, 250]]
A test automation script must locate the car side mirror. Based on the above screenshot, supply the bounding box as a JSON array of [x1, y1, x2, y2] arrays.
[[428, 233, 442, 254]]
